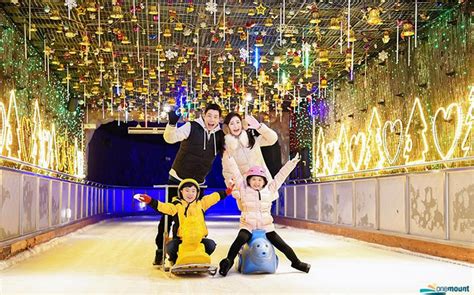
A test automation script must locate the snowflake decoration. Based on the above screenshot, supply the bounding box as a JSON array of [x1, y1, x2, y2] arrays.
[[302, 42, 311, 52], [65, 0, 77, 11], [218, 32, 225, 38], [378, 50, 388, 62], [183, 28, 192, 36], [202, 83, 209, 92], [205, 1, 217, 14], [261, 31, 267, 37], [200, 22, 207, 28], [165, 49, 178, 60], [239, 48, 249, 60], [281, 39, 287, 45], [227, 28, 234, 34]]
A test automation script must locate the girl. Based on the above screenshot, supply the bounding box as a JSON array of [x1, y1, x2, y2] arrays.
[[222, 112, 278, 188], [219, 152, 311, 276]]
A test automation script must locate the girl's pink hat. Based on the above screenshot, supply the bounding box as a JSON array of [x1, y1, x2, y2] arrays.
[[246, 166, 268, 186]]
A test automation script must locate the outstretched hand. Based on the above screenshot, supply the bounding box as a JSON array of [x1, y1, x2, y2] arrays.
[[226, 177, 236, 195], [133, 194, 152, 204], [291, 152, 301, 164], [244, 115, 261, 130], [168, 109, 180, 125]]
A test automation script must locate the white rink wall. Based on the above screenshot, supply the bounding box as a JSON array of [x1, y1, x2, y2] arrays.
[[276, 167, 474, 245]]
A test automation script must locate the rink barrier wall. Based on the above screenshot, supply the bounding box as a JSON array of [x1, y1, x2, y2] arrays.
[[0, 167, 239, 259], [275, 167, 474, 263], [0, 166, 110, 260]]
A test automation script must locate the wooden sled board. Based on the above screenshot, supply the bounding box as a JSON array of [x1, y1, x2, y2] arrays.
[[170, 263, 217, 275]]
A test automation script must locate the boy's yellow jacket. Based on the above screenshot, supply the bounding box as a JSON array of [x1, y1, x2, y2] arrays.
[[153, 191, 226, 239]]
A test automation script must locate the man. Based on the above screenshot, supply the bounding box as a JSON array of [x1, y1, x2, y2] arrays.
[[153, 103, 224, 265]]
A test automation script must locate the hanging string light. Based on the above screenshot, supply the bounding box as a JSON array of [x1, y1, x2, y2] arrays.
[[396, 20, 400, 64], [209, 48, 212, 85], [28, 0, 31, 40], [223, 1, 226, 41], [23, 23, 27, 59], [415, 0, 418, 48], [347, 0, 351, 49], [254, 46, 260, 77]]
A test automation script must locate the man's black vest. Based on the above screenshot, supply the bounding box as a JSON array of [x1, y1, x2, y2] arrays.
[[172, 121, 224, 183]]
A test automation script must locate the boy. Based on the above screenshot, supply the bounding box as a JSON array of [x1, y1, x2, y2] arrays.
[[136, 178, 232, 265]]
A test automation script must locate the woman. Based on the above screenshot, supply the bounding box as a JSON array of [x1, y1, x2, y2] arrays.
[[222, 112, 278, 187]]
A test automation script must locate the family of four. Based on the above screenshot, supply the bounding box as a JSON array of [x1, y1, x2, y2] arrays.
[[135, 104, 310, 276]]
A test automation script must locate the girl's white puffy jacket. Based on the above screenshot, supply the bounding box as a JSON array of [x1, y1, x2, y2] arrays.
[[222, 155, 297, 232]]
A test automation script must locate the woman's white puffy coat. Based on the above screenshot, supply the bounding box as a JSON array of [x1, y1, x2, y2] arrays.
[[222, 123, 277, 187], [222, 155, 297, 232]]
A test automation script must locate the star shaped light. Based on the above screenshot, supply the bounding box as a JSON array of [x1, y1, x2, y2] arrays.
[[255, 3, 266, 15]]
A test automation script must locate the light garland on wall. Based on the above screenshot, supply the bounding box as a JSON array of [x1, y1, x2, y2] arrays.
[[349, 132, 367, 171], [432, 103, 463, 160], [364, 107, 386, 169], [337, 124, 350, 173], [461, 87, 473, 157], [4, 90, 22, 161], [313, 90, 473, 177], [0, 103, 6, 154], [0, 91, 84, 178], [403, 97, 429, 165], [382, 119, 403, 165], [314, 127, 327, 175]]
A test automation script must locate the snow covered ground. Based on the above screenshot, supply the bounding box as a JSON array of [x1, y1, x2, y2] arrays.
[[0, 216, 472, 294]]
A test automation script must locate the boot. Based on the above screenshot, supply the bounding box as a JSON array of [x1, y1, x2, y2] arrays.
[[291, 261, 311, 273], [153, 249, 163, 266], [218, 258, 233, 276]]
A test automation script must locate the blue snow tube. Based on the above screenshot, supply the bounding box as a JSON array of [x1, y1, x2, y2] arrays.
[[238, 229, 278, 274]]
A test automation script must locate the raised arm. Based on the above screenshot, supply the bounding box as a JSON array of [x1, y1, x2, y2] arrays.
[[221, 151, 244, 185], [245, 115, 278, 147], [201, 185, 234, 211], [222, 152, 236, 187], [163, 122, 191, 143], [134, 194, 178, 215], [268, 153, 300, 193], [255, 123, 278, 147]]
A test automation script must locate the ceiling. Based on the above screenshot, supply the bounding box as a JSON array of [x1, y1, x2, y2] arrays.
[[0, 0, 460, 115]]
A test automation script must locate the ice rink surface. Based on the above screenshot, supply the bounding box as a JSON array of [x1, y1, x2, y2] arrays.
[[0, 216, 472, 294]]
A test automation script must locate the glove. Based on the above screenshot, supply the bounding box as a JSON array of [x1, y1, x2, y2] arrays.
[[244, 115, 262, 130], [291, 152, 301, 164], [226, 177, 236, 195], [168, 110, 180, 125], [133, 194, 152, 204]]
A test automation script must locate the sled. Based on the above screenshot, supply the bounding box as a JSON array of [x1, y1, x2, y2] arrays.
[[170, 263, 217, 275]]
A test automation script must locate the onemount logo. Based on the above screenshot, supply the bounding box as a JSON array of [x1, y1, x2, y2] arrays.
[[420, 284, 470, 294]]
